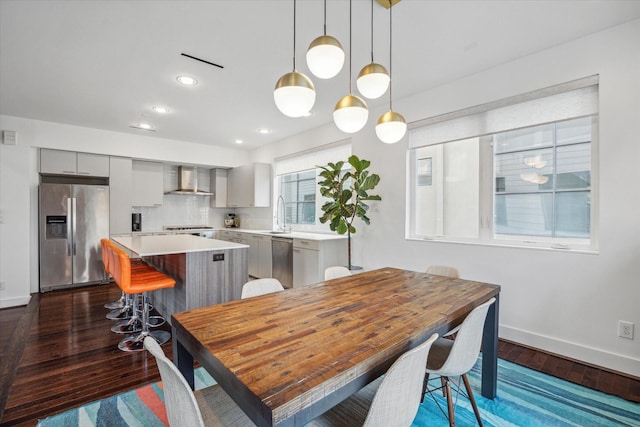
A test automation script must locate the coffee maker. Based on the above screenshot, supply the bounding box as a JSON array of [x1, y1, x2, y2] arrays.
[[132, 213, 142, 232], [224, 213, 237, 228]]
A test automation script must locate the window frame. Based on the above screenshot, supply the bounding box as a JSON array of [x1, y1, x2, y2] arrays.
[[406, 79, 599, 252], [278, 169, 317, 225], [273, 141, 352, 231]]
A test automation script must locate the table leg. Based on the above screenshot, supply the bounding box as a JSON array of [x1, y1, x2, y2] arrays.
[[172, 327, 194, 390], [481, 293, 499, 398]]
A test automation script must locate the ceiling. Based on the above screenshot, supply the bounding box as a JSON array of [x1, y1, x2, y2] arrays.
[[2, 0, 639, 150]]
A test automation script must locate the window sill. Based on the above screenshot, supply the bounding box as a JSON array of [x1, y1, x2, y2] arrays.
[[405, 236, 599, 255]]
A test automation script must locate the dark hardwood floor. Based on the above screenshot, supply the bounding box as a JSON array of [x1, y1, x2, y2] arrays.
[[1, 283, 638, 426]]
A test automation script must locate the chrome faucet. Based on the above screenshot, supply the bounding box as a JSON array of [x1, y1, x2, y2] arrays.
[[276, 195, 288, 232]]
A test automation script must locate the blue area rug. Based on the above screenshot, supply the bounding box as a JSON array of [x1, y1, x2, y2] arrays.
[[37, 357, 640, 426]]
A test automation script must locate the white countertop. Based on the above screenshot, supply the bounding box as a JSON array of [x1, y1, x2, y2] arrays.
[[126, 227, 347, 241], [112, 234, 248, 256], [221, 229, 348, 241]]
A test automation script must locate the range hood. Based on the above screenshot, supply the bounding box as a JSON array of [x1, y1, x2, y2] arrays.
[[165, 166, 214, 196]]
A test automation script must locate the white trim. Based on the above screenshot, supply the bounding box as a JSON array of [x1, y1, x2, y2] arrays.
[[500, 325, 640, 377], [0, 294, 31, 309]]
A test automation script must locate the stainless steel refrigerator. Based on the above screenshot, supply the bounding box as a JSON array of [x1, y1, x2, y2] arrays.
[[39, 183, 109, 291]]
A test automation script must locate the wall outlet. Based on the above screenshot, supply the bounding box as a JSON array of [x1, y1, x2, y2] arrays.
[[618, 321, 634, 340]]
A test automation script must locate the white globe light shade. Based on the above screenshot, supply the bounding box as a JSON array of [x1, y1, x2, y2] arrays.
[[333, 95, 369, 133], [273, 71, 316, 118], [306, 35, 345, 79], [356, 63, 390, 99], [376, 111, 407, 143]]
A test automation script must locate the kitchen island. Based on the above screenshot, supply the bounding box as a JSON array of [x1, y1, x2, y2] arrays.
[[111, 234, 248, 324]]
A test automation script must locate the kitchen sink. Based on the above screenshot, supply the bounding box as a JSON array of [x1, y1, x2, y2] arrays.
[[267, 230, 291, 235]]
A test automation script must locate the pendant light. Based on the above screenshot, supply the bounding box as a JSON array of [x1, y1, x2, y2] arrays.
[[333, 0, 369, 134], [274, 0, 316, 118], [306, 0, 344, 79], [375, 0, 406, 143], [356, 0, 390, 99]]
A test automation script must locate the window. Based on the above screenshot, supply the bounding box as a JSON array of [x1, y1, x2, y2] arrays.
[[494, 118, 591, 239], [279, 170, 316, 224], [275, 142, 351, 229], [408, 76, 598, 250]]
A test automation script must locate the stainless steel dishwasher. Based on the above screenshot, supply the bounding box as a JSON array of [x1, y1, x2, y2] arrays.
[[272, 237, 293, 288]]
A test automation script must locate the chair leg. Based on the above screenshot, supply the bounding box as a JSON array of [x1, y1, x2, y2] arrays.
[[462, 373, 483, 427], [421, 372, 430, 403], [106, 293, 132, 320], [118, 292, 170, 352], [444, 377, 455, 427], [111, 293, 142, 334], [104, 290, 125, 309]]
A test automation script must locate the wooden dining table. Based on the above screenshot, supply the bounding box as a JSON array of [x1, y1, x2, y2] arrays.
[[171, 267, 500, 427]]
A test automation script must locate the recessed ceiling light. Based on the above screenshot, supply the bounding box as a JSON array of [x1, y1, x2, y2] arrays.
[[130, 123, 155, 131], [176, 75, 197, 86], [235, 139, 243, 144], [302, 111, 312, 117], [258, 128, 270, 135], [151, 105, 170, 114]]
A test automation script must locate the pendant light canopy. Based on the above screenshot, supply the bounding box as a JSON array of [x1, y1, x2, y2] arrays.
[[306, 0, 344, 79], [356, 0, 390, 99], [333, 0, 368, 134], [375, 0, 406, 143], [274, 0, 316, 118]]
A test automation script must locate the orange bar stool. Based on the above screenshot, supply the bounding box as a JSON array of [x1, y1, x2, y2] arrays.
[[104, 240, 167, 333], [109, 243, 175, 351], [101, 238, 126, 310], [104, 240, 150, 321], [105, 240, 154, 334]]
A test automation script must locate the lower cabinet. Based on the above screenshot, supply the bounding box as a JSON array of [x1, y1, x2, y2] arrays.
[[292, 238, 347, 287], [247, 234, 272, 278]]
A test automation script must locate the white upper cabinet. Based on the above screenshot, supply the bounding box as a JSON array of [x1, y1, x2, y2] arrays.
[[40, 149, 109, 177], [227, 163, 271, 208], [132, 160, 163, 206], [109, 156, 133, 234], [210, 169, 228, 208]]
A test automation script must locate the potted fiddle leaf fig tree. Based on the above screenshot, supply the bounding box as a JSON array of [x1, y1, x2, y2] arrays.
[[318, 154, 381, 270]]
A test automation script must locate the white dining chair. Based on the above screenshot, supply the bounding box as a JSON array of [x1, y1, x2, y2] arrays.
[[425, 265, 460, 279], [241, 278, 285, 299], [308, 333, 438, 427], [426, 265, 461, 337], [143, 336, 254, 427], [324, 266, 352, 281], [422, 298, 496, 427]]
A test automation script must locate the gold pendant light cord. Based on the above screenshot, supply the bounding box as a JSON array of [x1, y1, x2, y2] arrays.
[[293, 0, 297, 71], [370, 0, 374, 63], [323, 0, 327, 36], [388, 0, 393, 110], [349, 0, 353, 93]]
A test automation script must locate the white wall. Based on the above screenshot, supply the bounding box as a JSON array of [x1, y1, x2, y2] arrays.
[[247, 20, 640, 376], [1, 19, 638, 376], [0, 116, 249, 306]]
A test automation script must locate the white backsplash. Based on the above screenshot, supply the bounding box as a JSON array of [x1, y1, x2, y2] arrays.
[[133, 165, 233, 231], [133, 195, 233, 231], [234, 207, 273, 230]]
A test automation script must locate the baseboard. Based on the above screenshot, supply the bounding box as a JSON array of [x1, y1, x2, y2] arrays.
[[500, 325, 640, 378], [0, 295, 31, 309]]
